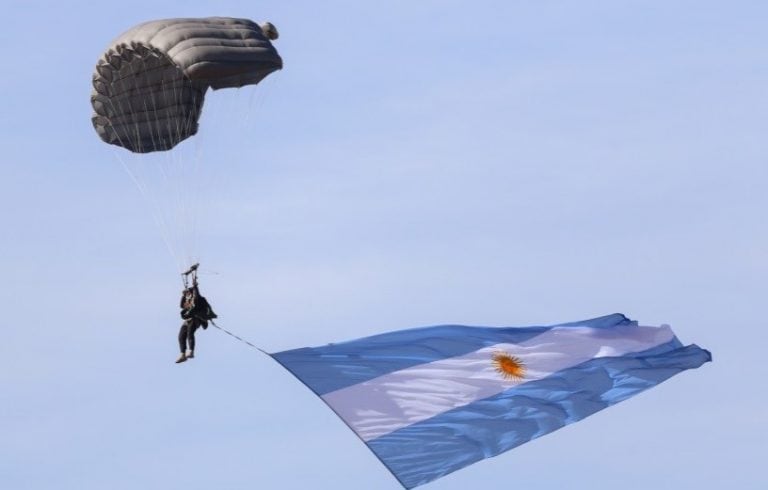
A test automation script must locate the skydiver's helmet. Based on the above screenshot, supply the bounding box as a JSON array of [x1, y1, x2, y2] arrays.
[[260, 22, 279, 40]]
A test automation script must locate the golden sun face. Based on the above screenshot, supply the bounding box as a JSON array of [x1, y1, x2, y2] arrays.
[[492, 352, 526, 381]]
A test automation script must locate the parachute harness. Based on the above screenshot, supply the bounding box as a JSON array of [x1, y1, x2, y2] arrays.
[[182, 262, 199, 289]]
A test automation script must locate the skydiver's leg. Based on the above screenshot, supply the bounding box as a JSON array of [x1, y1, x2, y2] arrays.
[[176, 322, 190, 363], [186, 320, 200, 357], [178, 322, 189, 352]]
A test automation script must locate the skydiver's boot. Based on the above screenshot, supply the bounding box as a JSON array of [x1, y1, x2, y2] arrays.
[[186, 350, 195, 359], [175, 352, 187, 363]]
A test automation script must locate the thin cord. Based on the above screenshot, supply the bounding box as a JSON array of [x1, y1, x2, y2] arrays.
[[209, 320, 268, 355]]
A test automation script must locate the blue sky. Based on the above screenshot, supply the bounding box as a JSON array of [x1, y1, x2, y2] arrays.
[[1, 1, 765, 488]]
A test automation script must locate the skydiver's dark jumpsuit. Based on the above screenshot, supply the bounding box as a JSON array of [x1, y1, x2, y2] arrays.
[[178, 287, 209, 354]]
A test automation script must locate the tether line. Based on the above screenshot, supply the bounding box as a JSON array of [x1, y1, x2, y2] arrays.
[[210, 320, 268, 355]]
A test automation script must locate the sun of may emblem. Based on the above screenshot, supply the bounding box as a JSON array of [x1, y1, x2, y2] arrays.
[[492, 352, 526, 381]]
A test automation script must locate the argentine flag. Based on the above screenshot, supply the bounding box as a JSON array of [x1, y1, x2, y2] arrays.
[[271, 314, 710, 488]]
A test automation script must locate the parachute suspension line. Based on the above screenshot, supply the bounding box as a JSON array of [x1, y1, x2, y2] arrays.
[[243, 75, 274, 128], [179, 79, 205, 269], [188, 83, 228, 270], [101, 57, 178, 270], [113, 150, 183, 271], [107, 54, 187, 273], [209, 320, 268, 355], [167, 74, 189, 267], [191, 127, 204, 266], [169, 75, 189, 266], [140, 56, 187, 271], [161, 71, 190, 269], [182, 82, 200, 267], [141, 98, 160, 153], [139, 59, 198, 272], [243, 84, 259, 126], [156, 147, 186, 267]]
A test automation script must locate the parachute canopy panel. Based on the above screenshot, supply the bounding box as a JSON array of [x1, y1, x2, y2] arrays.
[[91, 17, 283, 153]]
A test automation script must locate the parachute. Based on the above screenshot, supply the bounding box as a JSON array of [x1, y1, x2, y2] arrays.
[[91, 17, 282, 153], [91, 17, 282, 272]]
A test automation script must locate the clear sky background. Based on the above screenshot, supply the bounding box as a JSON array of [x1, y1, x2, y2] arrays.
[[1, 1, 765, 489]]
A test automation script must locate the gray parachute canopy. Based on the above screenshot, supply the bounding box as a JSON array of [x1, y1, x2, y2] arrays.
[[91, 17, 282, 153]]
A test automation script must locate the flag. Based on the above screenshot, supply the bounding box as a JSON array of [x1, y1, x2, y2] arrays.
[[271, 314, 711, 489]]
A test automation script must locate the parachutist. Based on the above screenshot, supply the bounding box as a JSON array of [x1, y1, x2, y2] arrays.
[[176, 269, 218, 364]]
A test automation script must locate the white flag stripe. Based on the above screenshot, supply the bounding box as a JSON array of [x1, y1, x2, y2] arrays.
[[322, 325, 674, 441]]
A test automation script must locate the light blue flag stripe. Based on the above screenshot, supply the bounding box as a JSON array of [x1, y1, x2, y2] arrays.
[[272, 313, 635, 395], [366, 342, 711, 489]]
